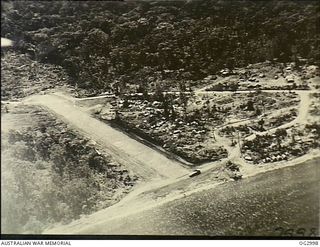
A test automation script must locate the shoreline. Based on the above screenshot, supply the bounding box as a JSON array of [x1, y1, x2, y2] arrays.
[[44, 151, 320, 234]]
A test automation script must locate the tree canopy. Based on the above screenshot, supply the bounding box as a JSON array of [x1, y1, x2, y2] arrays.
[[2, 0, 319, 93]]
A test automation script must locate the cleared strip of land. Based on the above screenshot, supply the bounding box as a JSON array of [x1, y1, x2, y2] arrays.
[[24, 93, 190, 181]]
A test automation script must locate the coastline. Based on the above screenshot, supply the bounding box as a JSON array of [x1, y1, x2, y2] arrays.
[[44, 151, 320, 234]]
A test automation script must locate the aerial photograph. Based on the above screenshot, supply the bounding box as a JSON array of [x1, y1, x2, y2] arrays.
[[1, 0, 319, 238]]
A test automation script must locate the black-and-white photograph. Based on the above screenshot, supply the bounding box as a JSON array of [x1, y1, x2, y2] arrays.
[[1, 0, 319, 238]]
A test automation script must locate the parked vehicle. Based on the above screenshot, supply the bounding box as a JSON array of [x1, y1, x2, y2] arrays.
[[189, 169, 201, 177]]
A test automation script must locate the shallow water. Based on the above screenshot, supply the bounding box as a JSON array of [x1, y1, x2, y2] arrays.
[[106, 158, 320, 236]]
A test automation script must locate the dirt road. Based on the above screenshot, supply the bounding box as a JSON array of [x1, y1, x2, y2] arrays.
[[245, 90, 311, 141], [22, 89, 318, 235], [83, 158, 319, 236], [44, 152, 320, 235], [24, 93, 190, 181]]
